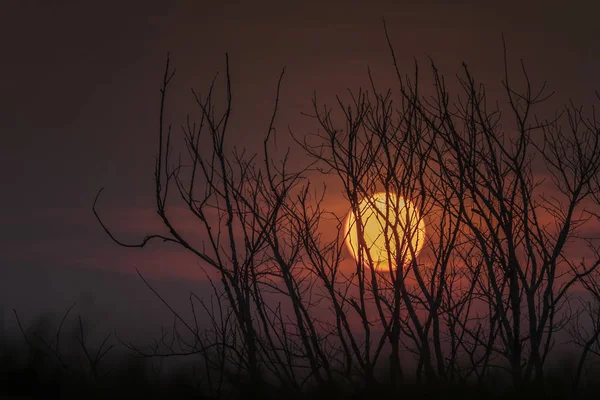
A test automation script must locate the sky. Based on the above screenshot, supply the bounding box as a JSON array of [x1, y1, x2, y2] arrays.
[[1, 0, 600, 343]]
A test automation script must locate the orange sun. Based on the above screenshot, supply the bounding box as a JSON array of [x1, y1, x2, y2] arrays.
[[344, 192, 426, 270]]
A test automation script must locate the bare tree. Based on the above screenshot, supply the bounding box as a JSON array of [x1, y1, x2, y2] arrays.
[[93, 27, 600, 399]]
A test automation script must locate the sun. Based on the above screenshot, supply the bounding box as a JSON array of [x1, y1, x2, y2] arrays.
[[344, 192, 426, 270]]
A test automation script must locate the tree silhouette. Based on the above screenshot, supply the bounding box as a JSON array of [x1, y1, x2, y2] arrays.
[[93, 26, 600, 399]]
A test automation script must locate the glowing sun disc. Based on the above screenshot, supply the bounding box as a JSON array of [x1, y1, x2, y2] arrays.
[[344, 192, 426, 270]]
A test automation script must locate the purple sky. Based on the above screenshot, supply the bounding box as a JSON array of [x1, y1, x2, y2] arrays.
[[2, 0, 599, 342]]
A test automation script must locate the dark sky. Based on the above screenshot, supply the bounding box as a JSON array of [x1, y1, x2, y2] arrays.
[[1, 0, 599, 342]]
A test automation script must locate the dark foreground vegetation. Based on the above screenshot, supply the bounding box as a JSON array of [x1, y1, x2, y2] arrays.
[[2, 313, 600, 400], [2, 304, 600, 398]]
